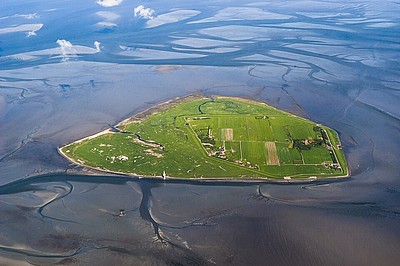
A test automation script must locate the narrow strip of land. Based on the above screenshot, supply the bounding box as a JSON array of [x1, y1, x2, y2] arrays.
[[265, 141, 280, 166]]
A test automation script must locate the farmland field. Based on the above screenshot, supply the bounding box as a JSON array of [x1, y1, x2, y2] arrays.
[[60, 96, 348, 179]]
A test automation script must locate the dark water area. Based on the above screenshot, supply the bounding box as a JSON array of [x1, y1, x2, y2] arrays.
[[0, 174, 399, 265], [1, 0, 400, 265]]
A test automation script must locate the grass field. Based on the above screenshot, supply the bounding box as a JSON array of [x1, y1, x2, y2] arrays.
[[60, 96, 349, 179]]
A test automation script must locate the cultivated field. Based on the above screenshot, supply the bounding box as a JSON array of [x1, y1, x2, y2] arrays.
[[60, 96, 348, 179]]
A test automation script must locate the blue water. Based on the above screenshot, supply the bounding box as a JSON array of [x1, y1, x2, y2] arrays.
[[1, 0, 399, 264]]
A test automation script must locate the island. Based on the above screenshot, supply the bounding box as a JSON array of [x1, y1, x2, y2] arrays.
[[59, 95, 348, 180]]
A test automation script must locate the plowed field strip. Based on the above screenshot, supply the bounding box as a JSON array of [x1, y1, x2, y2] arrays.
[[265, 141, 280, 165], [221, 128, 233, 141]]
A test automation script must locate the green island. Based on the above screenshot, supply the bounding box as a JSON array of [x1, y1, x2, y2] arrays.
[[59, 96, 348, 180]]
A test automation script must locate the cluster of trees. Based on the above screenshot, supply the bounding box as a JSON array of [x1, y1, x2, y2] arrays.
[[293, 139, 323, 150]]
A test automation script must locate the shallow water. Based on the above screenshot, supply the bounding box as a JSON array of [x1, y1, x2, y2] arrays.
[[0, 175, 399, 265], [1, 0, 399, 265]]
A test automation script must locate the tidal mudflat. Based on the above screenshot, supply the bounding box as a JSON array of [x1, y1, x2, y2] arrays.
[[1, 0, 399, 265]]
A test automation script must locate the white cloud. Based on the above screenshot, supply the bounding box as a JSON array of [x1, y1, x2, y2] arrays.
[[94, 41, 101, 52], [26, 31, 37, 37], [57, 39, 76, 62], [134, 5, 155, 20], [5, 43, 99, 62], [96, 0, 124, 7]]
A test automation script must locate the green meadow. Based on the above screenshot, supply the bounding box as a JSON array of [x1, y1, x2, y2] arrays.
[[60, 96, 348, 179]]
